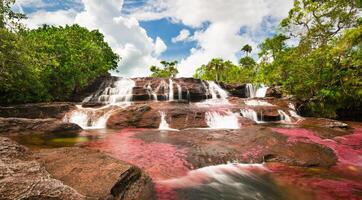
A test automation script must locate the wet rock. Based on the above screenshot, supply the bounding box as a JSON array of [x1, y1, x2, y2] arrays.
[[219, 83, 248, 98], [0, 102, 76, 119], [0, 137, 85, 199], [298, 118, 349, 129], [34, 147, 155, 200], [107, 104, 160, 129], [265, 86, 283, 98], [134, 127, 337, 168], [70, 73, 117, 102], [0, 117, 82, 135]]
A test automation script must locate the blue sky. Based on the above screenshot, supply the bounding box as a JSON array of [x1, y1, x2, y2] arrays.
[[17, 0, 293, 77]]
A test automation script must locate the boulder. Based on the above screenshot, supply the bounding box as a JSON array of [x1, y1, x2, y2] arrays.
[[265, 86, 283, 98], [0, 117, 82, 135], [0, 102, 76, 119], [34, 147, 155, 200], [219, 83, 248, 98], [0, 137, 85, 199]]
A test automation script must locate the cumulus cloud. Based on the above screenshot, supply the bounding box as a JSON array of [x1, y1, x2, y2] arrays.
[[171, 29, 190, 43], [21, 0, 167, 77], [130, 0, 293, 77]]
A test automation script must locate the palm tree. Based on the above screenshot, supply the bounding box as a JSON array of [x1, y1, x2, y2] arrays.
[[241, 44, 253, 57]]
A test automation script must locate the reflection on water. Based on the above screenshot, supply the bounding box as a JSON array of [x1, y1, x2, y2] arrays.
[[11, 129, 111, 149]]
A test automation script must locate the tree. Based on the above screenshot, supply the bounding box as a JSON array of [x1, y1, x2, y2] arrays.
[[0, 0, 26, 30], [150, 60, 179, 78], [241, 44, 253, 56], [239, 56, 256, 68], [0, 24, 120, 104]]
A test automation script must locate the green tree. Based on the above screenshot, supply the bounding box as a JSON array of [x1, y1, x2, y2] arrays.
[[0, 0, 26, 30], [241, 44, 252, 56], [150, 60, 179, 78]]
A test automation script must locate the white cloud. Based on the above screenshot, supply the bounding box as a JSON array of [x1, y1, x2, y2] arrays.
[[130, 0, 293, 77], [24, 9, 77, 29], [171, 29, 191, 43], [21, 0, 166, 77]]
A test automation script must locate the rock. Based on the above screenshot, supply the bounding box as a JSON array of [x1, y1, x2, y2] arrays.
[[107, 104, 160, 129], [298, 118, 349, 129], [34, 147, 155, 200], [0, 117, 82, 135], [134, 127, 337, 168], [265, 86, 283, 98], [70, 73, 118, 102], [0, 102, 76, 119], [219, 83, 248, 98], [0, 137, 85, 199]]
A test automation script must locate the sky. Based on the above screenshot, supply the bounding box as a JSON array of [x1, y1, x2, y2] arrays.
[[15, 0, 293, 77]]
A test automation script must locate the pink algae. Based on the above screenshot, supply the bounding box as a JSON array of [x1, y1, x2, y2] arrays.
[[271, 128, 362, 168], [86, 129, 190, 181]]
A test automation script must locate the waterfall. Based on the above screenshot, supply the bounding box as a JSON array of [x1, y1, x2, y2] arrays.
[[240, 108, 262, 123], [158, 111, 178, 131], [168, 79, 174, 101], [206, 81, 228, 99], [278, 110, 292, 123], [176, 84, 182, 100], [65, 77, 135, 129], [98, 77, 135, 105], [289, 110, 303, 120], [246, 84, 269, 98], [206, 111, 240, 129], [64, 105, 115, 129], [255, 85, 269, 98], [246, 84, 256, 98], [245, 100, 274, 106]]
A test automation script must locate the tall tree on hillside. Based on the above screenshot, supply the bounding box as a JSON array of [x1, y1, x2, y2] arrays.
[[241, 44, 253, 57]]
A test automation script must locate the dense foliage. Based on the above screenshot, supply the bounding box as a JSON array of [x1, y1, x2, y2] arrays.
[[0, 1, 119, 104], [194, 0, 361, 119], [149, 61, 179, 78]]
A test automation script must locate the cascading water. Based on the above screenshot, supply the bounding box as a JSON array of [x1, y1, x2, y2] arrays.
[[158, 111, 178, 131], [159, 163, 282, 200], [168, 79, 174, 101], [206, 111, 240, 129], [240, 108, 262, 123], [64, 77, 135, 129], [98, 78, 135, 105], [176, 83, 182, 100], [278, 110, 292, 123], [246, 84, 269, 98], [245, 100, 274, 106], [255, 85, 269, 98], [206, 81, 228, 100]]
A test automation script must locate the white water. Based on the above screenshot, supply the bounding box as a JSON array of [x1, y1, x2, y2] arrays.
[[157, 163, 279, 200], [206, 111, 240, 129], [278, 110, 292, 123], [245, 100, 274, 107], [289, 110, 303, 120], [176, 83, 182, 100], [246, 84, 269, 98], [240, 108, 262, 123], [65, 77, 135, 129], [168, 79, 174, 101], [158, 111, 178, 131], [64, 105, 116, 129], [206, 81, 228, 99], [288, 103, 296, 110], [98, 78, 135, 104]]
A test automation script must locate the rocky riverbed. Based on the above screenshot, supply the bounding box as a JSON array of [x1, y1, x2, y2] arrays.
[[0, 76, 361, 200]]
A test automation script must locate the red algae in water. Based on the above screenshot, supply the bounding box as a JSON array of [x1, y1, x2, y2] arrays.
[[86, 129, 190, 181], [271, 128, 362, 168]]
